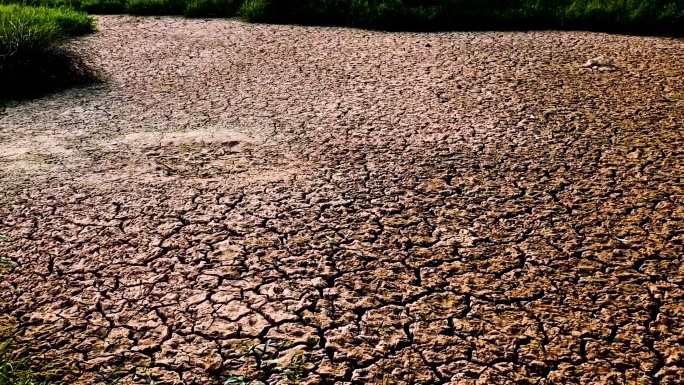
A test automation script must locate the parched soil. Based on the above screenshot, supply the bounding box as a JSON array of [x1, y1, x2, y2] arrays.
[[1, 15, 684, 385]]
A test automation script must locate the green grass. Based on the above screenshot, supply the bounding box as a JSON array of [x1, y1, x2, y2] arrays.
[[0, 258, 10, 274], [0, 340, 54, 385], [234, 0, 684, 34], [0, 4, 93, 35], [126, 0, 184, 15], [2, 0, 683, 35], [0, 4, 97, 99], [184, 0, 239, 18]]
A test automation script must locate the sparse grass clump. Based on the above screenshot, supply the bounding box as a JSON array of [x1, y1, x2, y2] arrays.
[[0, 339, 53, 385], [0, 4, 97, 99], [0, 258, 11, 274]]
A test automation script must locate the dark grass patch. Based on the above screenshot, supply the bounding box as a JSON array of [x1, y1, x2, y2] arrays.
[[125, 0, 184, 15], [0, 339, 52, 385], [79, 0, 125, 14], [3, 0, 684, 35], [0, 328, 76, 385], [184, 0, 240, 18], [235, 0, 684, 35]]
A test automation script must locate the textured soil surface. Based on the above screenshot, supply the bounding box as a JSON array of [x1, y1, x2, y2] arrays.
[[2, 15, 684, 385]]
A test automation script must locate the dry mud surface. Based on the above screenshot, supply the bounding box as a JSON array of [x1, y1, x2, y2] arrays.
[[1, 15, 684, 385]]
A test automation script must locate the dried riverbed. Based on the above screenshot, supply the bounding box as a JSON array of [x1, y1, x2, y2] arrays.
[[1, 16, 684, 385]]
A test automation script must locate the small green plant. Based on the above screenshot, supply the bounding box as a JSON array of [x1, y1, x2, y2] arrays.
[[231, 339, 291, 361], [0, 339, 53, 385], [224, 376, 246, 385], [0, 257, 11, 274], [224, 376, 265, 385], [278, 354, 304, 384]]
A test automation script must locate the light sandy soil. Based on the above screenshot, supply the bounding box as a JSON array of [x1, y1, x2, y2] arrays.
[[1, 15, 684, 385]]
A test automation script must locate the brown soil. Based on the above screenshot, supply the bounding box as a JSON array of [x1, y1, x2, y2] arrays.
[[1, 15, 684, 385]]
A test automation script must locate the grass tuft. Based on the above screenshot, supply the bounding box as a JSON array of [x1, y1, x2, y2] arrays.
[[0, 340, 52, 385]]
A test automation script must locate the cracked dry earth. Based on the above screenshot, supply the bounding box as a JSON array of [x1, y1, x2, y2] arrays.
[[1, 15, 684, 385]]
